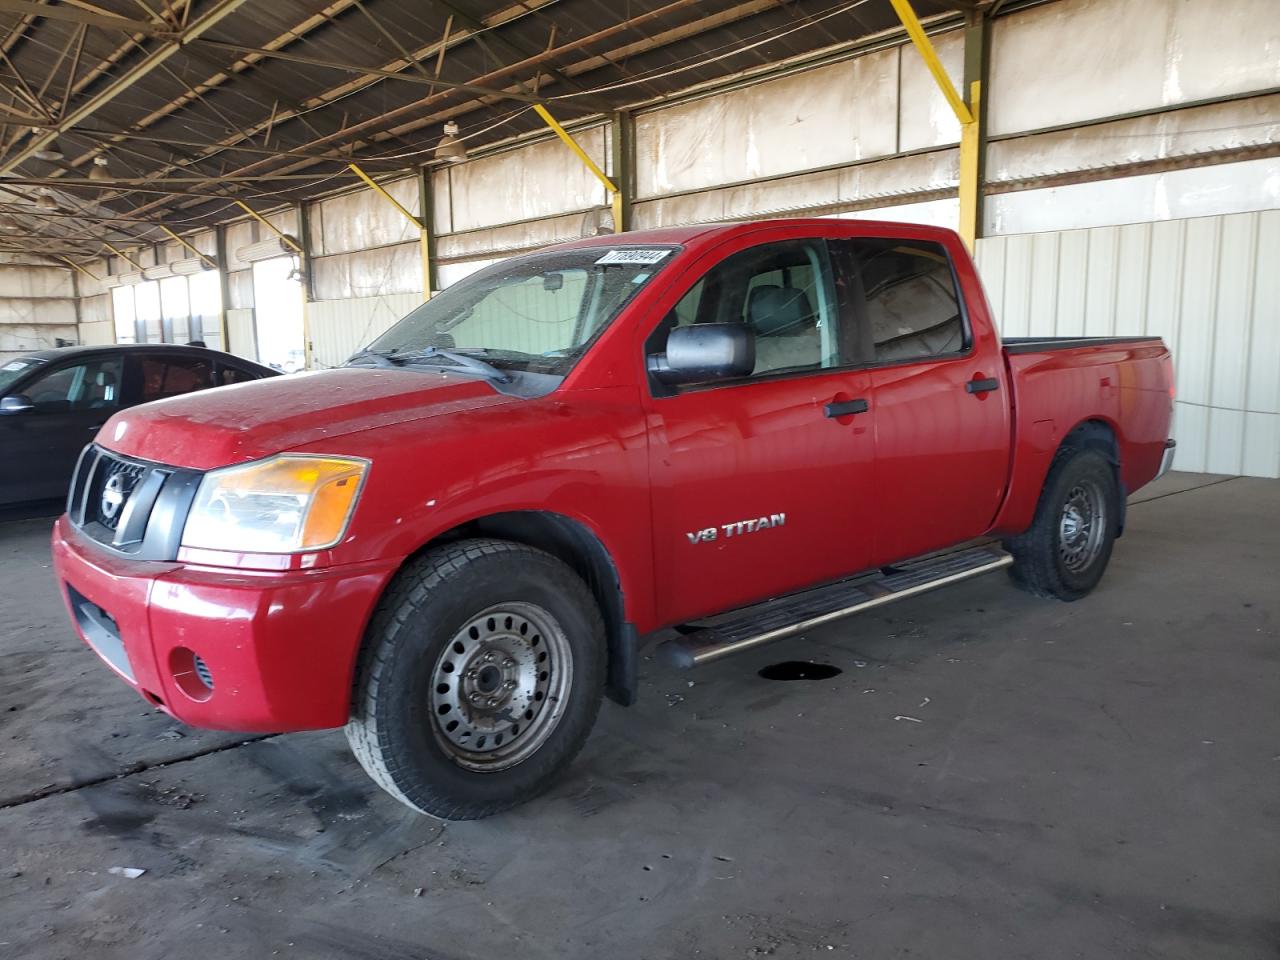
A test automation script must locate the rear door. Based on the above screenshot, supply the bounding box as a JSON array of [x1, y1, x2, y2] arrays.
[[643, 230, 876, 625], [130, 351, 217, 403], [841, 235, 1010, 562], [0, 354, 125, 503]]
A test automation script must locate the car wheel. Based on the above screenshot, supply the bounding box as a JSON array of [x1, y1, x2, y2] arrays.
[[346, 538, 606, 819], [1005, 447, 1119, 601]]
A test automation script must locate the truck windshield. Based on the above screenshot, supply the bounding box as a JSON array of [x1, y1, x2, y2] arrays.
[[357, 245, 680, 377]]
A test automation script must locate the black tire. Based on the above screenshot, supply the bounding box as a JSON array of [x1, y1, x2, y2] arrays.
[[346, 538, 606, 820], [1004, 447, 1119, 601]]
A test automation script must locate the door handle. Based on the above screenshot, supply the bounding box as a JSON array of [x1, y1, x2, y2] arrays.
[[824, 398, 869, 418], [965, 377, 1000, 395]]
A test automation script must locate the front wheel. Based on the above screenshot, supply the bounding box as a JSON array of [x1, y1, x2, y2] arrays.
[[1004, 447, 1119, 601], [346, 539, 606, 819]]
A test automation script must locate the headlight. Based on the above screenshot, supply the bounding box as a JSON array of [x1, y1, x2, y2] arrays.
[[181, 455, 369, 553]]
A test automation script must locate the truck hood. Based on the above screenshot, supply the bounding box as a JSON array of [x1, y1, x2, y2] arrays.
[[98, 367, 517, 470]]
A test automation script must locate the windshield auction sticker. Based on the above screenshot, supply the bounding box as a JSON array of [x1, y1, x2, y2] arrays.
[[595, 248, 671, 265]]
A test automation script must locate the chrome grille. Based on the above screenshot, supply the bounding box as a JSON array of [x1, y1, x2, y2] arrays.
[[66, 445, 202, 561], [90, 456, 147, 531]]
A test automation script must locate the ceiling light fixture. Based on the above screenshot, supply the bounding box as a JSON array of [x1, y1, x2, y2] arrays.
[[89, 155, 112, 181], [434, 121, 467, 164]]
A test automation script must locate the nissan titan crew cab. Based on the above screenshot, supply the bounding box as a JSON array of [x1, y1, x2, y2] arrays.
[[52, 220, 1176, 820]]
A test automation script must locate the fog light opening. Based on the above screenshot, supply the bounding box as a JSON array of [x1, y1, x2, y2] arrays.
[[170, 647, 215, 702], [192, 655, 214, 691]]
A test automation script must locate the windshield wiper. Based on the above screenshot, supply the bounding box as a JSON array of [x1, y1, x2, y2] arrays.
[[346, 349, 397, 368], [387, 346, 514, 383], [347, 346, 514, 383]]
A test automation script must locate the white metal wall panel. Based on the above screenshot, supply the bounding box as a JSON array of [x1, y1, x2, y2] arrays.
[[0, 265, 74, 298], [986, 95, 1280, 188], [897, 29, 964, 151], [0, 296, 75, 326], [312, 242, 422, 300], [308, 293, 424, 369], [975, 208, 1280, 478], [634, 51, 899, 200], [312, 178, 419, 256], [77, 319, 114, 345], [437, 210, 604, 260], [985, 157, 1280, 235], [631, 149, 960, 229], [1244, 211, 1280, 476], [78, 293, 111, 325], [225, 307, 256, 361], [823, 197, 962, 228], [437, 259, 499, 288], [988, 0, 1280, 136], [443, 127, 609, 233], [0, 324, 73, 357]]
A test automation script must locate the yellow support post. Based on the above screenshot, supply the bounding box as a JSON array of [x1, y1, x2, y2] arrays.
[[159, 225, 217, 270], [348, 162, 434, 301], [890, 0, 982, 249], [533, 103, 626, 233], [957, 80, 982, 251]]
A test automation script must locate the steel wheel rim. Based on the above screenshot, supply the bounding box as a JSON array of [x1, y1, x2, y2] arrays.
[[427, 602, 572, 773], [1058, 480, 1106, 574]]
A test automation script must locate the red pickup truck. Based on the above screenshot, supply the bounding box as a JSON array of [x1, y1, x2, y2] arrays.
[[52, 219, 1175, 819]]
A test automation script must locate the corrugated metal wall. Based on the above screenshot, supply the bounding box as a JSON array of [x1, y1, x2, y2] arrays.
[[309, 293, 424, 369], [975, 209, 1280, 478]]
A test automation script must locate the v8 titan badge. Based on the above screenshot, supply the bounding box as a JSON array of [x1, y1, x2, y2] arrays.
[[687, 512, 786, 544]]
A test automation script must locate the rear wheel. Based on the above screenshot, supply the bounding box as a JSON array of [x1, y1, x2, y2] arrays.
[[346, 539, 605, 819], [1005, 447, 1119, 601]]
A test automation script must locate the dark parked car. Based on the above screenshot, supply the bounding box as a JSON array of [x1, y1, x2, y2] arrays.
[[0, 344, 277, 507]]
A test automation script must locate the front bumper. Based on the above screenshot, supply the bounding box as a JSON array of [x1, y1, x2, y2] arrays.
[[1156, 438, 1177, 479], [51, 517, 399, 732]]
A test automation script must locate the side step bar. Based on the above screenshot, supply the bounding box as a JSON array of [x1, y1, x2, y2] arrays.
[[660, 545, 1013, 668]]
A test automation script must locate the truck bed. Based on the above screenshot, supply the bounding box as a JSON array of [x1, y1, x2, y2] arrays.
[[1002, 335, 1163, 354], [991, 333, 1174, 537]]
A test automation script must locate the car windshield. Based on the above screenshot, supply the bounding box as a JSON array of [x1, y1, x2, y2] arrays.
[[0, 357, 43, 393], [357, 245, 681, 377]]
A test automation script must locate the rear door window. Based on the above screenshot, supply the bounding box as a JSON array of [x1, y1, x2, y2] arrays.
[[138, 355, 215, 402], [217, 362, 262, 385], [841, 239, 966, 363]]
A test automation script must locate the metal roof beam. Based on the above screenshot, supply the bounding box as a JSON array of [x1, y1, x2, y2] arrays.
[[0, 0, 251, 175], [0, 0, 175, 36], [190, 40, 568, 107]]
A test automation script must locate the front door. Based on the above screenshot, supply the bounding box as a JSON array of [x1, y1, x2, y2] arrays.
[[644, 233, 876, 626], [0, 354, 124, 503]]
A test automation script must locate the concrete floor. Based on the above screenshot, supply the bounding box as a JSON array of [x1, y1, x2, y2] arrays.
[[0, 473, 1277, 959]]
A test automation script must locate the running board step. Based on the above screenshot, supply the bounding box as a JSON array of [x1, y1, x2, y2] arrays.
[[660, 545, 1013, 669]]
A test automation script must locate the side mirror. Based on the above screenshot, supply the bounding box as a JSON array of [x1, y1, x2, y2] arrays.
[[648, 323, 755, 385], [0, 394, 34, 414]]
